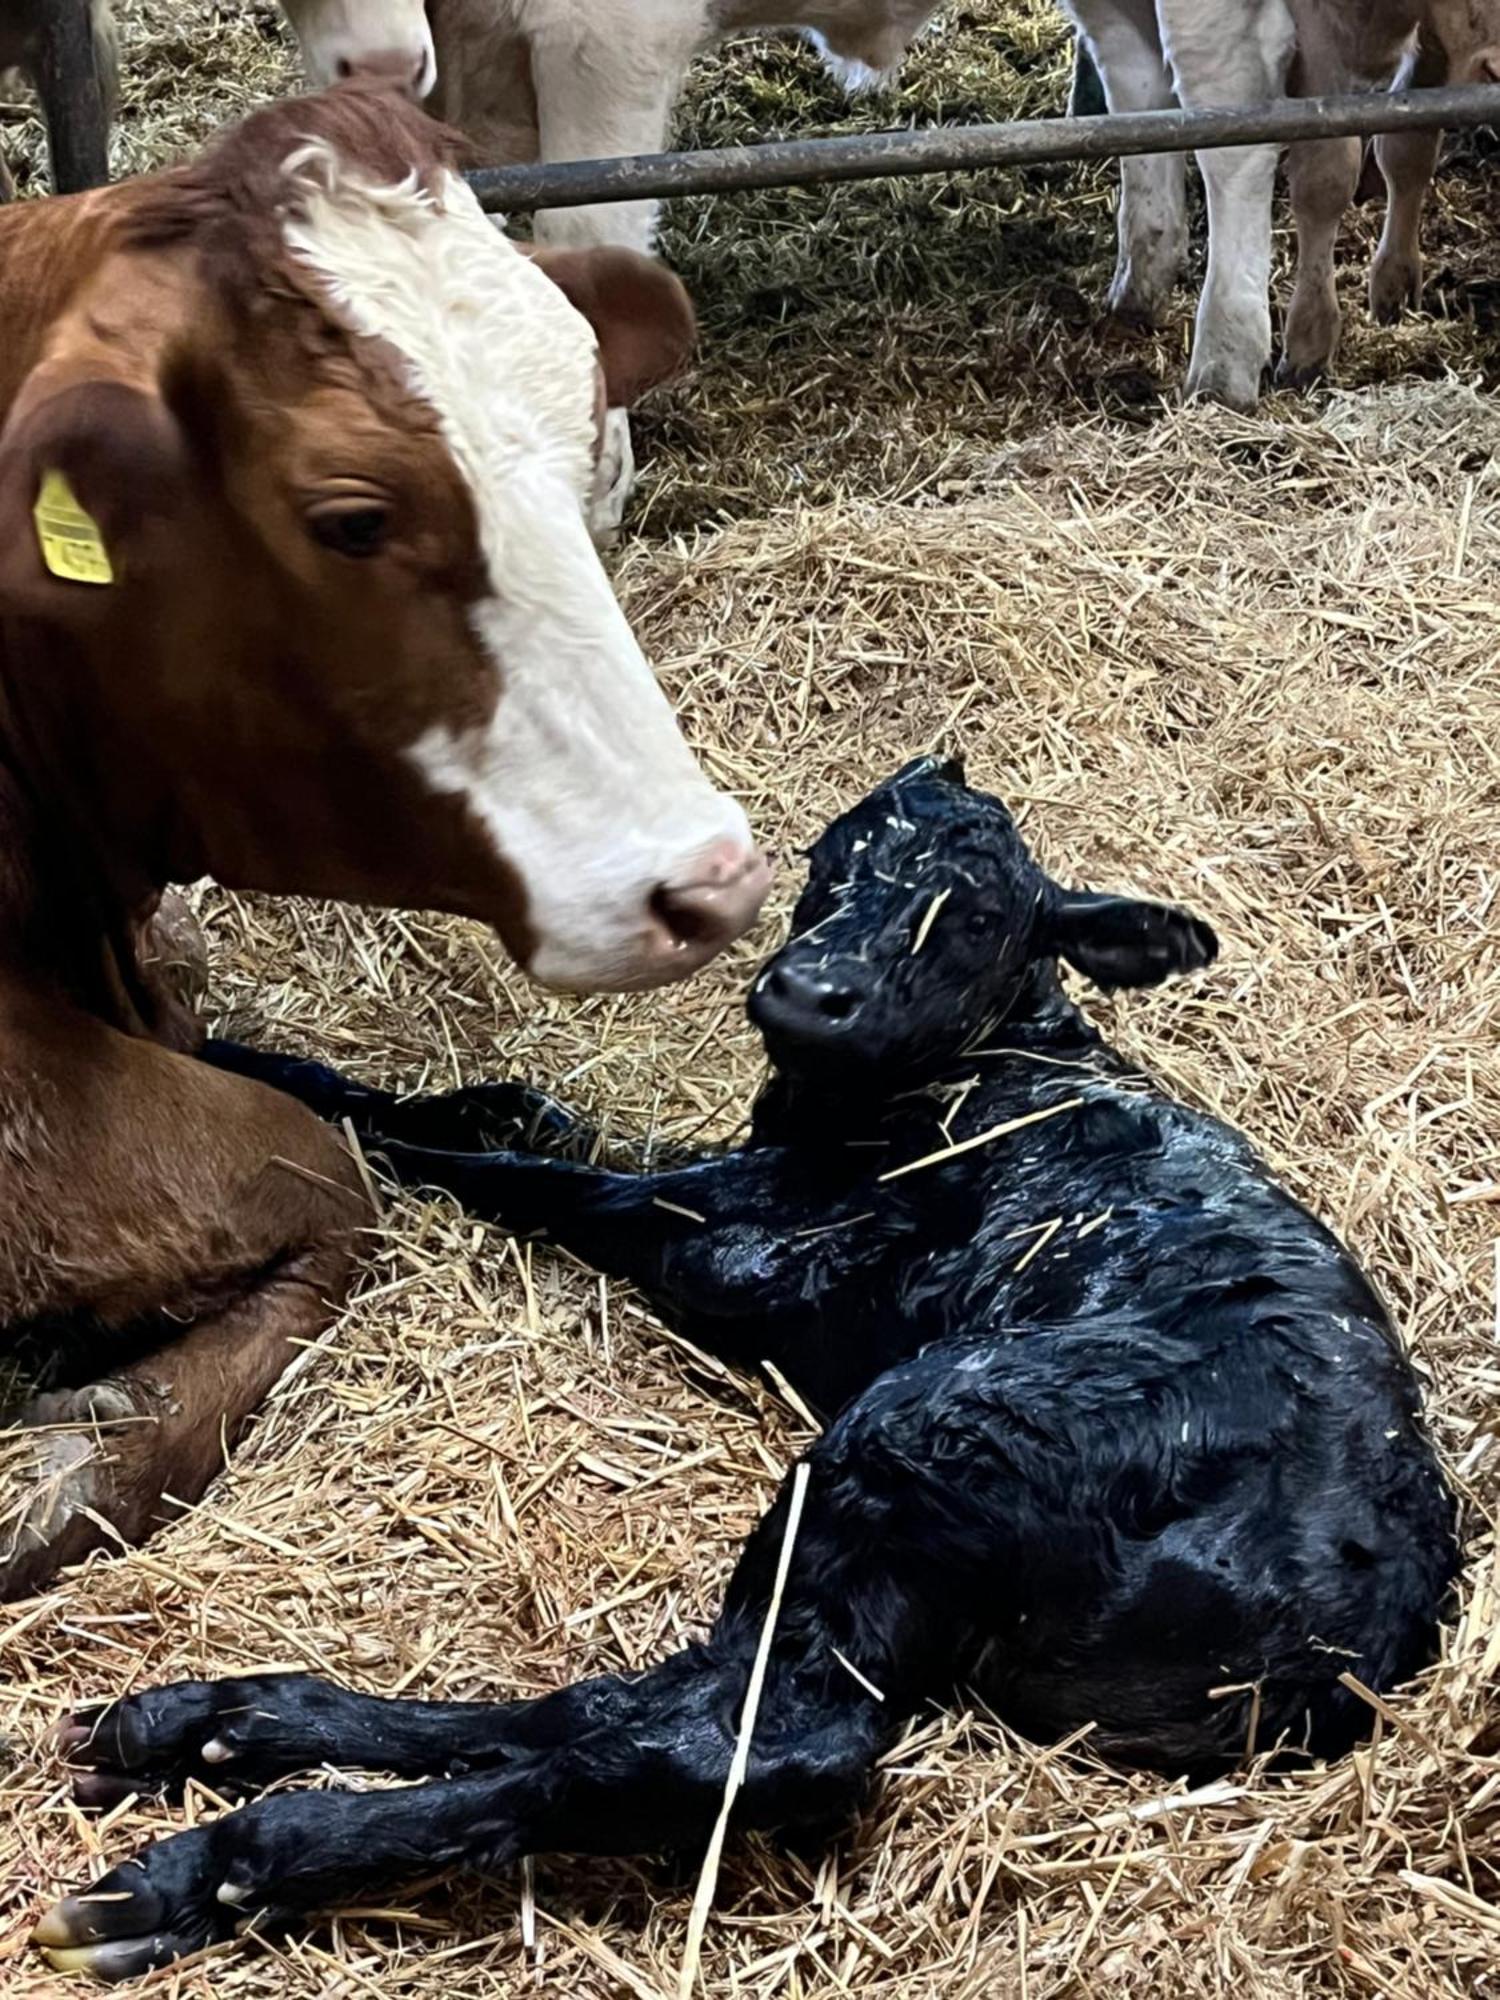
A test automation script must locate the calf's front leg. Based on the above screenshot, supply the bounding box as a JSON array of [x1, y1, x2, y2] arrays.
[[1062, 0, 1187, 325], [1156, 0, 1295, 409], [1279, 133, 1362, 385]]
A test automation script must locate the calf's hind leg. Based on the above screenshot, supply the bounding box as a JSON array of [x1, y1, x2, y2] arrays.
[[42, 1455, 923, 1979]]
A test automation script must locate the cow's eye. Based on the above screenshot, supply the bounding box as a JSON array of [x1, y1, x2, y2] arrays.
[[308, 503, 392, 558], [966, 909, 997, 939]]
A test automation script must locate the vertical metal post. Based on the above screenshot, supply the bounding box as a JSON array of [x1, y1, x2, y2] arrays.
[[33, 0, 110, 193]]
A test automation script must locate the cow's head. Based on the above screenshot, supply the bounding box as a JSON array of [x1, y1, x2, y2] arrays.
[[280, 0, 437, 99], [748, 758, 1216, 1080], [0, 78, 768, 992]]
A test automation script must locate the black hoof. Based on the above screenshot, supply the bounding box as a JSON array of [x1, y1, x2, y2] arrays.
[[34, 1827, 248, 1980], [62, 1674, 329, 1807]]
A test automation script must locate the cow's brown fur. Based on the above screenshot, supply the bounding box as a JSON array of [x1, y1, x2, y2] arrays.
[[0, 74, 707, 1600]]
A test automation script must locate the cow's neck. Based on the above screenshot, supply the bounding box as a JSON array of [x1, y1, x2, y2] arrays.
[[0, 620, 200, 1049]]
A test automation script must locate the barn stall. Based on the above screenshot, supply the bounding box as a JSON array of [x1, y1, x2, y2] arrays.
[[1, 4, 1497, 1996]]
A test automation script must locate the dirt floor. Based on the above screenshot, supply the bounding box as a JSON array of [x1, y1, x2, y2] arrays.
[[2, 5, 1498, 1998]]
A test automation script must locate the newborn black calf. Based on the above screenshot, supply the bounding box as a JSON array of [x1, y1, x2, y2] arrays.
[[38, 757, 1458, 1980]]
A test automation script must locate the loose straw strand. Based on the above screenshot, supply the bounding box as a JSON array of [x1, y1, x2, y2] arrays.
[[677, 1460, 813, 1998]]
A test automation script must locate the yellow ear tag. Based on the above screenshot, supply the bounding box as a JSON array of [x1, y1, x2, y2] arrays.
[[33, 469, 114, 586]]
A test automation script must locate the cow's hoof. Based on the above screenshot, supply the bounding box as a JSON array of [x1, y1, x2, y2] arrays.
[[62, 1673, 335, 1809], [1370, 253, 1422, 324], [34, 1825, 250, 1980], [1105, 290, 1161, 333]]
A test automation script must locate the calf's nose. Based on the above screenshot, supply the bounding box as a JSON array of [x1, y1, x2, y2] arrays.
[[755, 960, 865, 1032], [334, 46, 436, 99], [650, 839, 771, 958]]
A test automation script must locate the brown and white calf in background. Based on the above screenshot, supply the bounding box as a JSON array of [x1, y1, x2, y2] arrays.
[[278, 2, 950, 523], [1062, 0, 1500, 407], [0, 70, 768, 1602], [281, 2, 948, 251]]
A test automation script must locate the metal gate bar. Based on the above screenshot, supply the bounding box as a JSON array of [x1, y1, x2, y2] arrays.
[[466, 83, 1499, 213]]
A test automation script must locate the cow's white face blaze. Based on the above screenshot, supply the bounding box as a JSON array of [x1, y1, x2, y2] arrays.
[[280, 0, 437, 97], [281, 150, 766, 991]]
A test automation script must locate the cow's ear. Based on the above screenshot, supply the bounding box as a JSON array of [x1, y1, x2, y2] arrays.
[[0, 362, 189, 623], [1045, 888, 1219, 991], [527, 246, 696, 405]]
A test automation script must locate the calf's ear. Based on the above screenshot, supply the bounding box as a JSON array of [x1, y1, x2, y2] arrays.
[[1046, 889, 1218, 991], [889, 751, 967, 789], [527, 246, 696, 405], [0, 362, 189, 623]]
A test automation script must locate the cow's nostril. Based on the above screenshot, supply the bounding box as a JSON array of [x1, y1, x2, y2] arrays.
[[335, 55, 354, 79], [651, 846, 769, 955], [651, 881, 717, 948], [818, 989, 857, 1021]]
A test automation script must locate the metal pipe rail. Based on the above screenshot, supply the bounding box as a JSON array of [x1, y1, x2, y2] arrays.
[[467, 82, 1499, 213]]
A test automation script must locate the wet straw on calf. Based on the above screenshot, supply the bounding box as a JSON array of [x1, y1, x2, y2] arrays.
[[37, 755, 1458, 1981]]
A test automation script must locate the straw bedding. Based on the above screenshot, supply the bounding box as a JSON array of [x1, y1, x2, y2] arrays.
[[2, 5, 1498, 1998]]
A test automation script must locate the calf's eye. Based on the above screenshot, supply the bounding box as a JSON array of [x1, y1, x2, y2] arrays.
[[308, 504, 392, 559]]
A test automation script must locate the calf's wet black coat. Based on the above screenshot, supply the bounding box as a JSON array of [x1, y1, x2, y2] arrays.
[[39, 757, 1458, 1980]]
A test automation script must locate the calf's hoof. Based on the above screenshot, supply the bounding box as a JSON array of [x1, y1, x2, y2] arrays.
[[62, 1673, 336, 1809], [35, 1821, 257, 1981], [1182, 355, 1265, 415], [1370, 252, 1422, 324]]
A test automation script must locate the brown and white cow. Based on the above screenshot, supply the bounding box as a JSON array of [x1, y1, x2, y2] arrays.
[[0, 70, 768, 1601]]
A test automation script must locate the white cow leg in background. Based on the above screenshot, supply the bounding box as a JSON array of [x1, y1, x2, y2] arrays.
[[1063, 0, 1186, 325], [525, 16, 697, 530], [589, 406, 637, 543], [1156, 0, 1295, 410]]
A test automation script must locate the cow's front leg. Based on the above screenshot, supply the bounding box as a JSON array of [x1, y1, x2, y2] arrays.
[[524, 13, 695, 533], [1368, 36, 1447, 325]]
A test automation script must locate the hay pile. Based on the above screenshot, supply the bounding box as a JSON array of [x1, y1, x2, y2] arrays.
[[2, 3, 1499, 1994], [3, 382, 1497, 1999]]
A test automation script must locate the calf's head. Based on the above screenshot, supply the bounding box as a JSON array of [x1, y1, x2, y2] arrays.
[[280, 0, 437, 99], [0, 78, 767, 991], [1424, 0, 1500, 80], [748, 757, 1216, 1080]]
